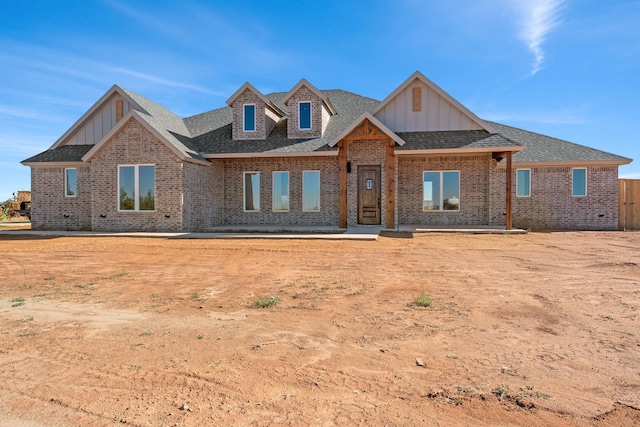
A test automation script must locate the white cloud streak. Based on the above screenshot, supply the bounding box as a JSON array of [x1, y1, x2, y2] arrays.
[[513, 0, 564, 75]]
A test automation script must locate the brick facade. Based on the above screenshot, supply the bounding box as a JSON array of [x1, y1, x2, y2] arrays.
[[231, 89, 278, 140], [182, 160, 224, 231], [30, 166, 91, 230], [90, 118, 184, 231], [397, 154, 490, 225], [490, 165, 619, 230], [285, 86, 328, 139], [222, 157, 339, 226]]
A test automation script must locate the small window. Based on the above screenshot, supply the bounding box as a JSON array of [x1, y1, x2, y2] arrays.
[[243, 104, 255, 132], [118, 165, 155, 211], [572, 168, 587, 197], [65, 168, 77, 197], [303, 171, 320, 212], [244, 172, 260, 211], [516, 169, 531, 197], [272, 172, 290, 212], [299, 101, 311, 130], [423, 171, 460, 211]]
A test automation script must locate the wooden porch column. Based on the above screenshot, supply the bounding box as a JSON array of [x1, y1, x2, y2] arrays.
[[505, 151, 513, 230], [386, 137, 395, 229], [338, 139, 348, 228]]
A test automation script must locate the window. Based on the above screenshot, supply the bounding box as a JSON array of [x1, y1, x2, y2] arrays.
[[65, 168, 77, 197], [272, 171, 289, 212], [516, 169, 531, 197], [118, 165, 155, 211], [303, 171, 320, 212], [299, 101, 311, 130], [423, 171, 460, 211], [572, 168, 587, 197], [244, 172, 260, 211], [243, 104, 255, 132]]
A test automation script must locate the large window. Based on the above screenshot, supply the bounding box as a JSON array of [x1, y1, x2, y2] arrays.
[[303, 171, 320, 212], [299, 101, 311, 130], [272, 171, 289, 212], [65, 168, 77, 197], [243, 104, 255, 132], [118, 165, 155, 211], [516, 169, 531, 197], [423, 171, 460, 211], [244, 172, 260, 211], [572, 168, 587, 197]]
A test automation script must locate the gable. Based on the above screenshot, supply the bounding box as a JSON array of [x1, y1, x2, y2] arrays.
[[373, 72, 491, 133]]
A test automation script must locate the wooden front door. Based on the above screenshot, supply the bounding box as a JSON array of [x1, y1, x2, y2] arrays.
[[358, 165, 381, 225]]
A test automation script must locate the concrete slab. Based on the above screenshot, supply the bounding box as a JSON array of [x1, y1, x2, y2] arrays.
[[398, 225, 528, 234]]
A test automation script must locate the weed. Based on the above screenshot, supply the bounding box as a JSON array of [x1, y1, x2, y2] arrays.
[[32, 293, 47, 298], [412, 292, 433, 307], [494, 384, 510, 402], [500, 365, 518, 376], [457, 385, 473, 394], [447, 354, 458, 360], [18, 331, 37, 337], [75, 283, 96, 289], [10, 297, 25, 307], [44, 276, 55, 281], [254, 296, 280, 308], [16, 317, 34, 323], [191, 291, 208, 302], [197, 334, 204, 340], [139, 332, 153, 337]]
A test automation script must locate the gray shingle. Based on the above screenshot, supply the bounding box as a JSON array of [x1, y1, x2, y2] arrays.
[[396, 131, 521, 151], [22, 145, 94, 163]]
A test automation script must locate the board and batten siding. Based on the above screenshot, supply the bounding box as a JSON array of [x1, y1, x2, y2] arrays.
[[374, 80, 483, 132], [66, 94, 135, 145]]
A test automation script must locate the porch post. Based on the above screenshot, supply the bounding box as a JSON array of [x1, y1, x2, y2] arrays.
[[386, 137, 395, 229], [505, 151, 513, 230], [338, 139, 348, 228]]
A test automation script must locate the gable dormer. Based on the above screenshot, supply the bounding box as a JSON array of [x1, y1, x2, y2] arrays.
[[282, 79, 336, 139], [372, 71, 494, 133], [226, 82, 285, 140]]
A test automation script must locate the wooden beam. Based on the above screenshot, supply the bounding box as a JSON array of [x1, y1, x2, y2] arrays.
[[412, 87, 422, 112], [116, 100, 124, 122], [505, 151, 512, 230], [338, 140, 348, 228], [386, 137, 395, 229]]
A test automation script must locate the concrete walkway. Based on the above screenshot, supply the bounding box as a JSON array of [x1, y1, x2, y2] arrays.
[[0, 224, 526, 240]]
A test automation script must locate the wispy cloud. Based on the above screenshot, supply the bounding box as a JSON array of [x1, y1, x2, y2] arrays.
[[107, 67, 227, 97], [512, 0, 564, 75]]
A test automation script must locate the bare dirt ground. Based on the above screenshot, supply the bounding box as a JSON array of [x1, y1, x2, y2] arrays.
[[0, 231, 639, 426]]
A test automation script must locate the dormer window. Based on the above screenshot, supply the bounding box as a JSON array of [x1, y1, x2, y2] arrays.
[[243, 104, 256, 132], [299, 102, 312, 130]]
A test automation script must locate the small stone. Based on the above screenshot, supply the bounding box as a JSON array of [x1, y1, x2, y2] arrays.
[[416, 358, 425, 367], [379, 348, 387, 353], [179, 403, 190, 412], [199, 306, 204, 309]]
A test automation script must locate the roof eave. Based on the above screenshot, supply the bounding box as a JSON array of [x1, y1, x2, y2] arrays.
[[203, 151, 337, 159], [21, 160, 88, 167], [395, 146, 524, 156], [496, 159, 632, 168], [328, 112, 406, 147]]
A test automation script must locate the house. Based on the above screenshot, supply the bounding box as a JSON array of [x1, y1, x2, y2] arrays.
[[22, 71, 631, 232]]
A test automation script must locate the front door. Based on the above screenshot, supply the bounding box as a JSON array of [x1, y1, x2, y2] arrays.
[[357, 165, 381, 225]]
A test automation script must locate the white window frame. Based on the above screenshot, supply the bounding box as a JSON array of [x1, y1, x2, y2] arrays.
[[298, 101, 312, 130], [243, 171, 260, 212], [117, 164, 156, 212], [422, 170, 460, 212], [243, 104, 256, 132], [272, 171, 290, 212], [516, 168, 531, 198], [572, 167, 587, 197], [64, 168, 77, 198], [302, 170, 321, 212]]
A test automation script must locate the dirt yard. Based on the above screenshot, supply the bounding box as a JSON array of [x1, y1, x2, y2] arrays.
[[0, 232, 639, 426]]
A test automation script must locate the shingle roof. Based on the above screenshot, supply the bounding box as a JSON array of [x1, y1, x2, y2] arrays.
[[396, 130, 521, 151], [489, 121, 631, 163], [22, 145, 93, 163]]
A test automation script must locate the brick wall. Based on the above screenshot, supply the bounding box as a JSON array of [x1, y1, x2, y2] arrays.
[[231, 89, 272, 140], [90, 118, 184, 231], [182, 160, 224, 230], [222, 157, 339, 226], [285, 86, 327, 139], [397, 154, 490, 225], [30, 166, 92, 230], [490, 165, 619, 230]]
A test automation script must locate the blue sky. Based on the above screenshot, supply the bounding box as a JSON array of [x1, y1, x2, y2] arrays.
[[1, 0, 639, 201]]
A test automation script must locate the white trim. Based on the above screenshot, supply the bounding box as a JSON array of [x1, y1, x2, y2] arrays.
[[572, 167, 588, 197], [204, 151, 336, 159], [516, 168, 531, 198], [396, 146, 523, 156], [422, 170, 461, 212], [496, 159, 629, 168], [272, 171, 290, 212], [64, 168, 77, 198], [371, 71, 495, 133], [298, 101, 312, 131], [302, 170, 321, 212], [243, 171, 260, 212], [243, 104, 256, 132], [22, 161, 87, 168], [117, 164, 156, 212]]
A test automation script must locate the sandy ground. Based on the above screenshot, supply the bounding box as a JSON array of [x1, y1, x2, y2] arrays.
[[0, 232, 639, 426]]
